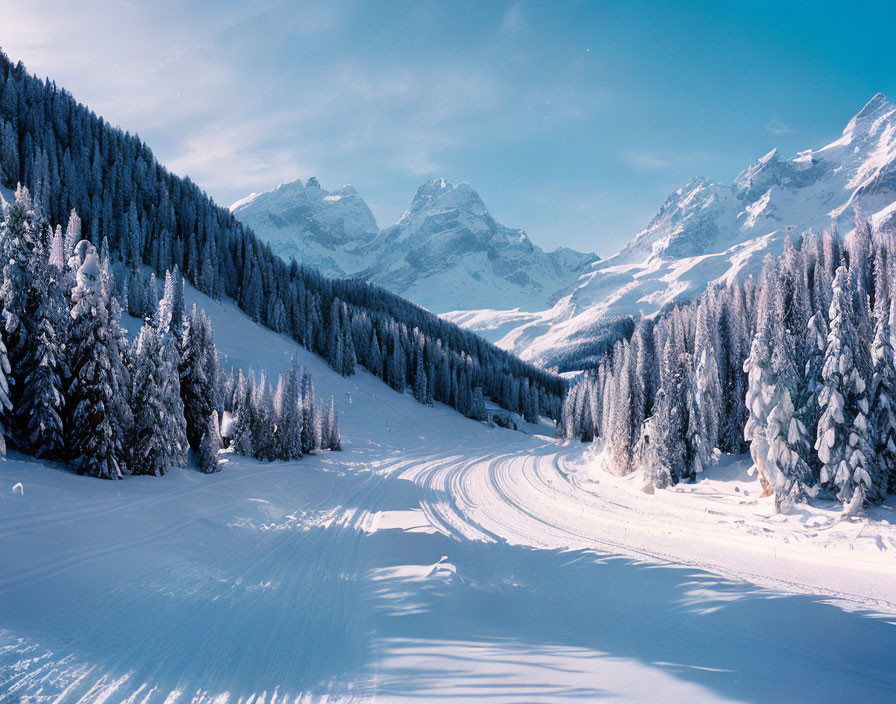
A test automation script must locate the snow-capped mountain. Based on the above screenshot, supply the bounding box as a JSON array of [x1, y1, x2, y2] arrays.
[[448, 93, 896, 370], [232, 177, 596, 314], [230, 177, 379, 278]]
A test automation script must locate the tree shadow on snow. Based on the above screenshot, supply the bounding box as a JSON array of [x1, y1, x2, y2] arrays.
[[2, 465, 896, 703]]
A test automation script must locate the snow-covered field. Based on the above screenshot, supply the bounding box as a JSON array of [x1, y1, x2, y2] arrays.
[[2, 286, 896, 702]]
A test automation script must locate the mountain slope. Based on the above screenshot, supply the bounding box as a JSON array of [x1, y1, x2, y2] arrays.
[[0, 50, 563, 422], [230, 177, 379, 278], [452, 93, 896, 370], [233, 177, 597, 314], [4, 278, 896, 702]]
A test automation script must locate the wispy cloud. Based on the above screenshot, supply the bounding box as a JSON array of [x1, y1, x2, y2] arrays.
[[765, 117, 796, 136], [622, 150, 671, 171], [501, 2, 527, 33]]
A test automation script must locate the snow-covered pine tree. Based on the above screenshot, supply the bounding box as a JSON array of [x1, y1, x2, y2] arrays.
[[646, 339, 687, 487], [0, 186, 42, 378], [251, 374, 277, 461], [154, 271, 188, 466], [606, 341, 634, 475], [470, 386, 487, 422], [67, 247, 125, 479], [14, 240, 65, 458], [129, 323, 170, 476], [720, 282, 749, 453], [426, 362, 436, 406], [301, 370, 316, 454], [0, 194, 64, 457], [744, 257, 782, 497], [800, 311, 828, 481], [669, 316, 696, 483], [276, 358, 304, 461], [869, 256, 896, 496], [230, 370, 255, 458], [325, 397, 341, 451], [389, 328, 406, 391], [198, 411, 222, 474], [102, 260, 135, 475], [691, 299, 722, 473], [0, 329, 11, 457], [368, 329, 383, 380], [341, 304, 356, 377], [328, 298, 344, 374], [180, 305, 216, 451], [63, 209, 81, 262], [741, 256, 812, 507], [816, 266, 877, 507], [312, 393, 324, 452], [49, 225, 64, 269], [413, 344, 428, 404], [142, 271, 158, 319]]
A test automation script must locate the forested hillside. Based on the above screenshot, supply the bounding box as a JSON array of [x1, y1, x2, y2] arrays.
[[0, 50, 563, 424], [562, 218, 896, 511]]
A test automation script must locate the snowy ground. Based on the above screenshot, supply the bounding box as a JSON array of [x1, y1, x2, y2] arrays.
[[2, 287, 896, 702]]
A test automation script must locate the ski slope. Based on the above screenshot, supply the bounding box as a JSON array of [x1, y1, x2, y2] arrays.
[[2, 286, 896, 702]]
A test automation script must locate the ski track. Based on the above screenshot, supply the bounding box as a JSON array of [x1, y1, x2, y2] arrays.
[[3, 288, 896, 702]]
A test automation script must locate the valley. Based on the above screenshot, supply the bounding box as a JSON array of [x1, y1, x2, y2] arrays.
[[2, 286, 895, 703]]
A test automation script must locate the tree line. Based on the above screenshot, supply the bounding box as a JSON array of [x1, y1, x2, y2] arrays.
[[0, 186, 338, 477], [0, 49, 564, 424], [561, 216, 896, 512]]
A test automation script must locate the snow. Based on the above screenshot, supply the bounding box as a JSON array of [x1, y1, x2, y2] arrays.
[[230, 177, 380, 279], [232, 176, 596, 314], [459, 93, 896, 369], [3, 283, 896, 702]]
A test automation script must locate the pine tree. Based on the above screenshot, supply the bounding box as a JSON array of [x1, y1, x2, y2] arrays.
[[368, 329, 382, 380], [129, 324, 170, 476], [198, 411, 222, 474], [744, 258, 784, 497], [325, 397, 341, 451], [413, 348, 428, 404], [691, 301, 722, 473], [800, 311, 828, 481], [276, 358, 304, 461], [15, 244, 65, 458], [328, 298, 344, 373], [180, 305, 216, 451], [1, 186, 42, 376], [154, 271, 189, 466], [251, 375, 277, 461], [470, 386, 487, 422], [0, 329, 11, 458], [721, 283, 749, 453], [646, 339, 688, 487], [63, 209, 81, 262], [0, 191, 67, 459], [816, 266, 877, 507], [230, 371, 255, 458], [870, 291, 896, 496], [67, 248, 125, 479], [607, 342, 634, 475], [301, 371, 316, 454], [102, 261, 135, 474], [342, 305, 356, 376]]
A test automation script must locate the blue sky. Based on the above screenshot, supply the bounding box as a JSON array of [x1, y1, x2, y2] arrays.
[[2, 0, 895, 255]]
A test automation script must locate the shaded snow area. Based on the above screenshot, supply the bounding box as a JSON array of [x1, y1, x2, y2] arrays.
[[2, 287, 896, 702]]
